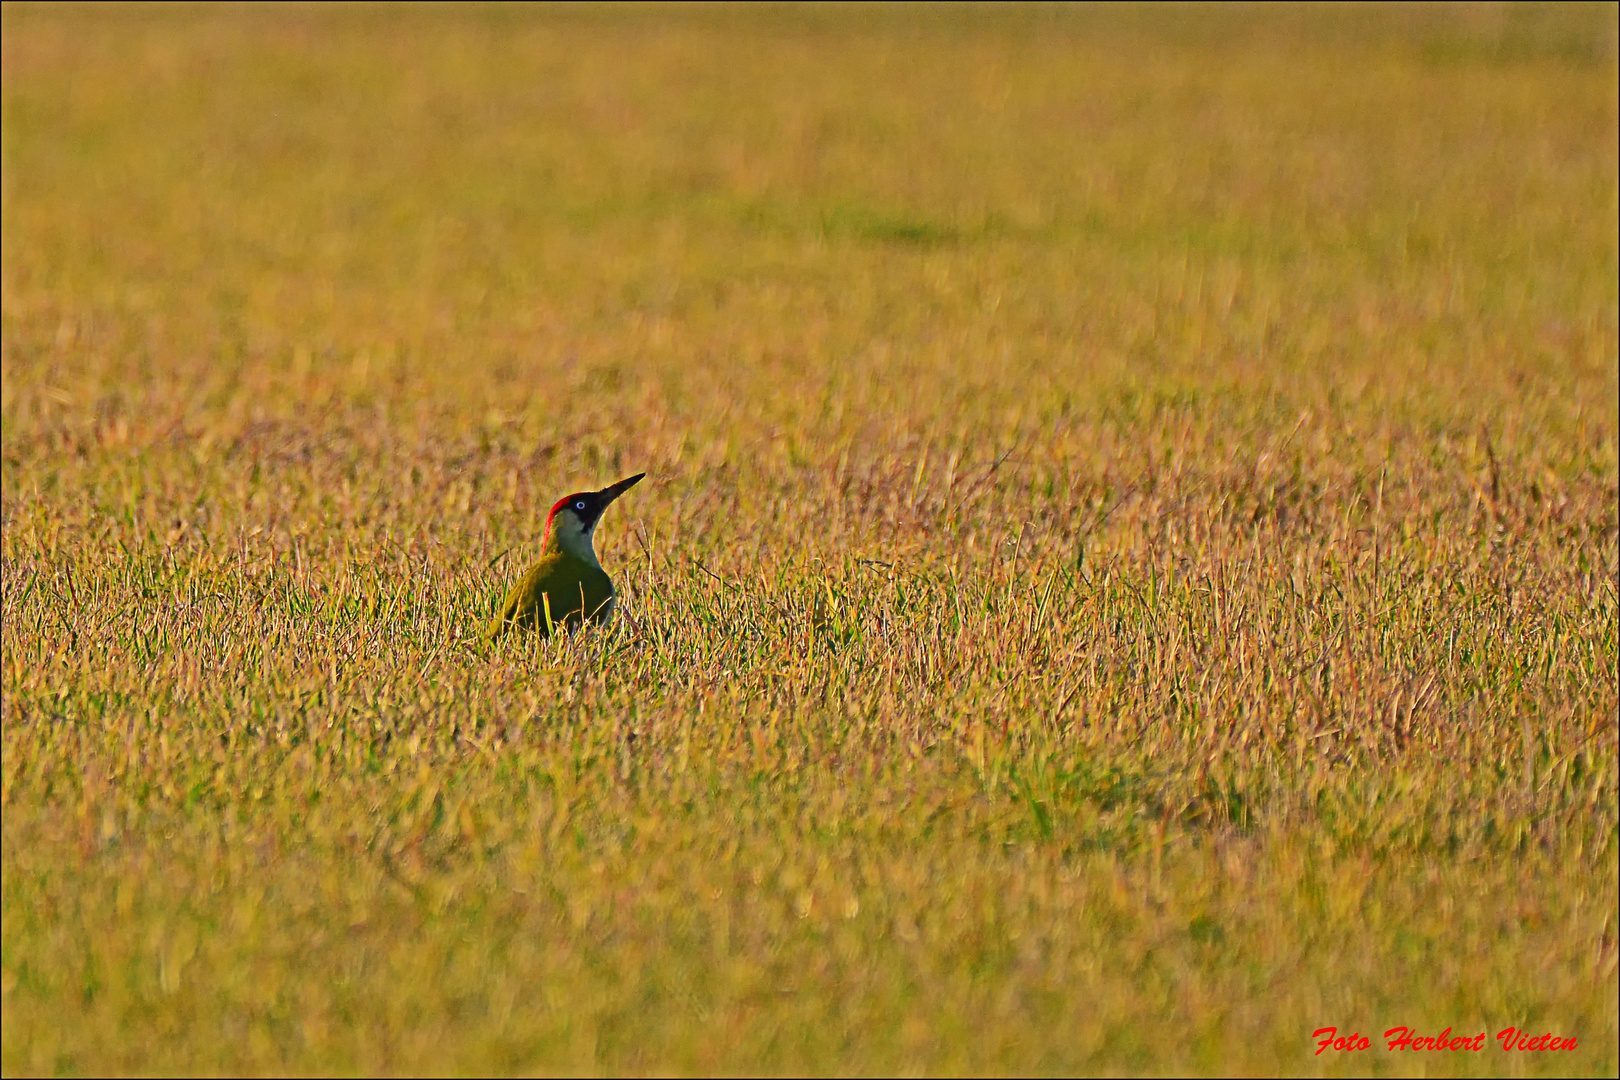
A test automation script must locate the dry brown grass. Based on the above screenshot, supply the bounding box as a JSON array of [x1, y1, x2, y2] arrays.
[[3, 2, 1617, 1074]]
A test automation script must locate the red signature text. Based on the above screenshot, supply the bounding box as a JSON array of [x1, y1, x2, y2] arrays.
[[1497, 1026, 1578, 1051], [1312, 1028, 1372, 1055], [1315, 1025, 1581, 1053], [1385, 1027, 1487, 1051]]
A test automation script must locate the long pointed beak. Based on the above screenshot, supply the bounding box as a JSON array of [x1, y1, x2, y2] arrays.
[[598, 473, 645, 504]]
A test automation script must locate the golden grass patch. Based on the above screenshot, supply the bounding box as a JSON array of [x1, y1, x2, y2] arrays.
[[3, 3, 1616, 1074]]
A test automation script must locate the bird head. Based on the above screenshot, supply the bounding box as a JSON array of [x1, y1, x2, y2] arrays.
[[544, 473, 644, 562]]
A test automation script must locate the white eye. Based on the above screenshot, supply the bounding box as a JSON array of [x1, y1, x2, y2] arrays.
[[575, 501, 585, 510]]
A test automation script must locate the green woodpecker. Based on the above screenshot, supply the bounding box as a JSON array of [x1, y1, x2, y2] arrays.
[[486, 473, 644, 640]]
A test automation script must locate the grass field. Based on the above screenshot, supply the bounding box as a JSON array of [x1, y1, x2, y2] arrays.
[[3, 2, 1617, 1074]]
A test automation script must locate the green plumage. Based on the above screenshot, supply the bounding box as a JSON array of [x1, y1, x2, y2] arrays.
[[486, 550, 615, 640]]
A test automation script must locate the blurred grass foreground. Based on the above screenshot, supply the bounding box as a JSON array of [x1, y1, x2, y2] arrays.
[[3, 2, 1617, 1074]]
